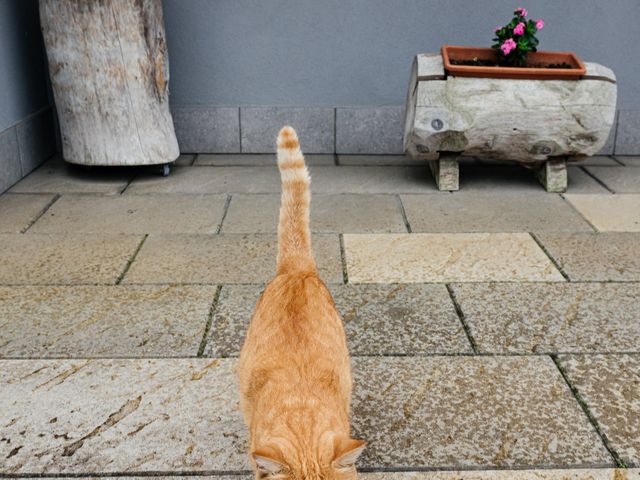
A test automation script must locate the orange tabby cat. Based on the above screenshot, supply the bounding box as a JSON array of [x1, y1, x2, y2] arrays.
[[238, 126, 365, 479]]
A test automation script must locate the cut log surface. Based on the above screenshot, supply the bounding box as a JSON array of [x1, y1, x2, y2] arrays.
[[40, 0, 179, 166], [404, 54, 618, 163]]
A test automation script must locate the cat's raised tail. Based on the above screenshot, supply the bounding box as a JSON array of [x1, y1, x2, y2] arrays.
[[276, 126, 317, 276]]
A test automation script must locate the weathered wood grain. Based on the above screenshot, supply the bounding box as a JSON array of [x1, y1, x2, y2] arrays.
[[404, 56, 617, 163], [40, 0, 179, 166]]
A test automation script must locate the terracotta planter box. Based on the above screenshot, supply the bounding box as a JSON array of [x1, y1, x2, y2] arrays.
[[442, 45, 586, 81]]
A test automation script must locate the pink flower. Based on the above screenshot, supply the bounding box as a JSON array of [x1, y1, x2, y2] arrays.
[[513, 22, 525, 35], [495, 26, 502, 32], [536, 19, 545, 30], [514, 7, 528, 17], [500, 38, 517, 55]]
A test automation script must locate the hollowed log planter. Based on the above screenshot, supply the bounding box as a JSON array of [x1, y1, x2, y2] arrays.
[[40, 0, 179, 167], [403, 53, 617, 192]]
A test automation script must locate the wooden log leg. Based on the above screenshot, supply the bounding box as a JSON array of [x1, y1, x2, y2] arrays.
[[429, 154, 459, 191], [536, 158, 567, 193]]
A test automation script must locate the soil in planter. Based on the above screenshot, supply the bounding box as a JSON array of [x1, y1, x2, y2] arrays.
[[451, 59, 573, 69]]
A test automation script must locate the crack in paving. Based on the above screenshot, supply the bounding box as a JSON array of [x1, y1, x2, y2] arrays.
[[62, 395, 142, 457]]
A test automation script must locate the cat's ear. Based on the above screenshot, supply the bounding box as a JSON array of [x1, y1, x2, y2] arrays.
[[332, 437, 366, 469], [252, 445, 286, 477]]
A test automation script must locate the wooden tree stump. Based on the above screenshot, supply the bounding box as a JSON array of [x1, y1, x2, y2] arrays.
[[40, 0, 179, 166]]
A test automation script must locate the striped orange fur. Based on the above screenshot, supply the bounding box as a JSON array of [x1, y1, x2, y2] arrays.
[[238, 126, 365, 480]]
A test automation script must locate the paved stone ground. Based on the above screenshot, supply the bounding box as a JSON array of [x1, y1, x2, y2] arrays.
[[1, 154, 639, 479]]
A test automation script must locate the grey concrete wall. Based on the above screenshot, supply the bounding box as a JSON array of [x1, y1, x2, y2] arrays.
[[0, 0, 55, 192], [163, 0, 640, 155], [164, 0, 639, 108]]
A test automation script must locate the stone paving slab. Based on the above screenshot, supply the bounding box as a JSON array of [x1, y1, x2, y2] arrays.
[[451, 283, 640, 354], [127, 166, 437, 195], [10, 159, 134, 195], [0, 234, 142, 285], [585, 167, 640, 193], [565, 195, 640, 232], [364, 470, 640, 480], [205, 284, 471, 357], [0, 357, 612, 474], [558, 354, 640, 467], [575, 156, 623, 167], [401, 193, 593, 233], [28, 194, 227, 234], [0, 285, 216, 358], [126, 166, 281, 194], [351, 356, 610, 468], [222, 194, 407, 233], [0, 359, 246, 474], [337, 155, 424, 166], [536, 233, 640, 281], [31, 471, 640, 480], [343, 233, 565, 283], [123, 234, 342, 284], [195, 154, 335, 166], [0, 193, 56, 233], [454, 165, 607, 193], [615, 156, 640, 166]]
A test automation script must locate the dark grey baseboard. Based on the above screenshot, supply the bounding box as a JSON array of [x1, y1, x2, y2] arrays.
[[0, 107, 56, 193], [171, 105, 633, 156]]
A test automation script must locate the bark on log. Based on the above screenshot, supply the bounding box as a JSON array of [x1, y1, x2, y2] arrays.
[[40, 0, 179, 166], [404, 53, 617, 163]]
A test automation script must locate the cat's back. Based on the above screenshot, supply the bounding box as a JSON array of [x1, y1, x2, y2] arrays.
[[243, 272, 348, 360]]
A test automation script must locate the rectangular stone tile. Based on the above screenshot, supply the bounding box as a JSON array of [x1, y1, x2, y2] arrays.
[[0, 285, 215, 358], [174, 154, 196, 166], [0, 193, 56, 233], [28, 194, 227, 234], [311, 166, 435, 193], [172, 107, 240, 153], [127, 166, 436, 195], [126, 166, 281, 194], [0, 126, 23, 193], [336, 107, 404, 154], [222, 194, 407, 233], [536, 232, 640, 281], [16, 108, 56, 175], [10, 158, 134, 194], [352, 356, 611, 468], [454, 164, 608, 193], [363, 470, 639, 480], [18, 471, 636, 480], [565, 194, 640, 231], [124, 234, 342, 284], [344, 233, 565, 283], [338, 155, 424, 166], [615, 110, 640, 155], [567, 168, 612, 193], [195, 154, 335, 166], [0, 234, 142, 285], [0, 359, 246, 473], [240, 107, 334, 153], [558, 354, 640, 467], [575, 156, 621, 167], [401, 193, 593, 233], [451, 283, 640, 354], [205, 284, 471, 357], [614, 156, 640, 166], [585, 166, 640, 193]]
